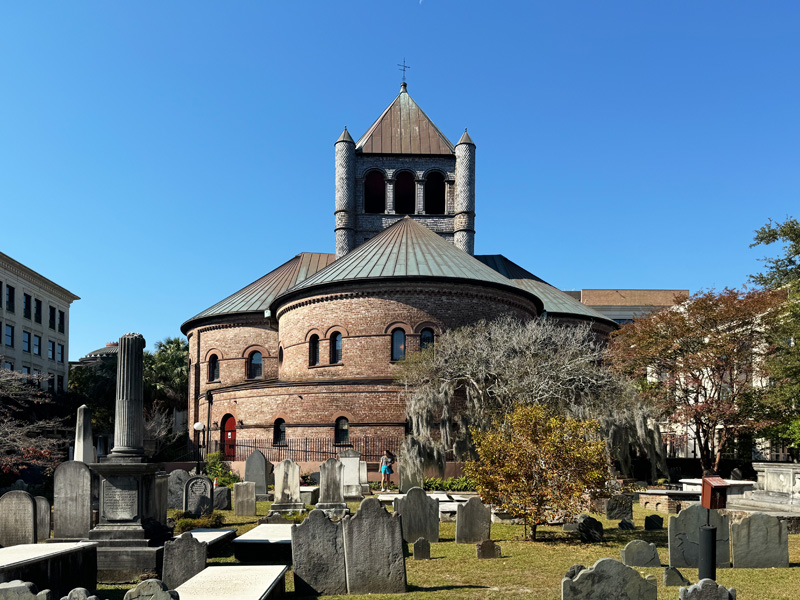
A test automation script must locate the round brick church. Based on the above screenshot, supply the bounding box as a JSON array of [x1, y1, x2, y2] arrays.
[[181, 84, 615, 465]]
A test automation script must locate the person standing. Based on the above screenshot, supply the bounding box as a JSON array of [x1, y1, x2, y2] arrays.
[[379, 449, 395, 492]]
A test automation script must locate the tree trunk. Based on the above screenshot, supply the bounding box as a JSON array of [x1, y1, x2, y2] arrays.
[[529, 522, 538, 541]]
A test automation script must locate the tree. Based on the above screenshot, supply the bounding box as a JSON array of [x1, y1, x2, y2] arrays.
[[68, 355, 117, 434], [609, 288, 786, 474], [144, 337, 189, 413], [464, 405, 607, 540]]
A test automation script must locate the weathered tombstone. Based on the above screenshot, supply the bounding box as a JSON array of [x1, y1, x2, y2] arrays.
[[34, 496, 51, 541], [162, 532, 207, 590], [392, 487, 438, 543], [213, 486, 231, 510], [563, 523, 579, 532], [645, 514, 664, 530], [341, 497, 406, 594], [577, 514, 603, 543], [244, 450, 268, 495], [339, 449, 363, 501], [316, 458, 349, 517], [183, 476, 213, 517], [359, 460, 369, 494], [730, 468, 743, 481], [455, 496, 491, 544], [621, 540, 660, 567], [74, 405, 94, 464], [564, 564, 586, 580], [0, 580, 52, 600], [399, 463, 423, 494], [618, 518, 635, 530], [668, 504, 730, 568], [664, 566, 691, 587], [271, 459, 304, 512], [258, 513, 294, 525], [53, 461, 92, 539], [0, 490, 37, 546], [122, 579, 178, 600], [291, 509, 347, 596], [678, 579, 737, 599], [476, 539, 501, 559], [233, 482, 256, 516], [605, 494, 633, 520], [562, 558, 657, 600], [167, 469, 190, 510], [730, 512, 789, 568], [413, 537, 430, 560]]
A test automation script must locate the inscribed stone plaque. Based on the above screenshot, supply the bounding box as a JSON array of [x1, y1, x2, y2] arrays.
[[183, 476, 213, 517], [234, 482, 256, 517], [103, 477, 139, 521], [317, 458, 347, 516], [271, 460, 303, 512], [54, 460, 93, 538], [0, 490, 37, 546], [35, 496, 51, 542]]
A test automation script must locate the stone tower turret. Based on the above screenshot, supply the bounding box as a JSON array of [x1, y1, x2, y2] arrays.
[[454, 129, 476, 255], [334, 127, 356, 258]]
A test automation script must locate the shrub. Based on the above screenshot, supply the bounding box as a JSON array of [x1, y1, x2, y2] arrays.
[[174, 512, 225, 534], [423, 476, 475, 492], [203, 452, 240, 487]]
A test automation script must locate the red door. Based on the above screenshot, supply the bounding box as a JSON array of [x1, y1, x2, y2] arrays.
[[221, 415, 236, 460]]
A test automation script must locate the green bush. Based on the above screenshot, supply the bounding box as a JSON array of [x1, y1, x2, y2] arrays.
[[174, 512, 225, 534], [203, 452, 240, 487], [423, 476, 475, 492]]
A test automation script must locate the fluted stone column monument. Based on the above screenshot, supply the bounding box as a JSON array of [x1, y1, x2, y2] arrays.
[[88, 333, 170, 582]]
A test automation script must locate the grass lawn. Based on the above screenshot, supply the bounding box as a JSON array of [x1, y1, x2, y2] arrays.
[[97, 502, 800, 599]]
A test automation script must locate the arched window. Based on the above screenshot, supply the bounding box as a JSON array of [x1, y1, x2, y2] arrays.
[[335, 417, 349, 444], [364, 171, 386, 214], [309, 335, 319, 366], [424, 172, 446, 214], [394, 171, 415, 215], [248, 351, 263, 379], [391, 328, 406, 361], [208, 354, 219, 382], [420, 328, 435, 350], [273, 418, 286, 445], [330, 332, 342, 364]]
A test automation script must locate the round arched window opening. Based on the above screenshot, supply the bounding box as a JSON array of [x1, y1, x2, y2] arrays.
[[330, 332, 342, 364], [424, 172, 446, 214], [208, 354, 220, 382], [248, 351, 263, 379], [335, 416, 349, 445], [420, 328, 435, 350], [364, 171, 386, 214], [273, 418, 286, 446], [309, 335, 320, 366], [394, 172, 415, 215], [391, 328, 406, 361]]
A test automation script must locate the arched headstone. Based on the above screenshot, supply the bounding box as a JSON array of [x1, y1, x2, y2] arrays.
[[183, 476, 213, 517], [53, 461, 92, 539], [35, 496, 51, 541], [0, 490, 37, 546]]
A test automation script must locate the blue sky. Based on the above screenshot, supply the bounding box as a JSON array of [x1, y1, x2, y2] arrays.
[[2, 2, 798, 360]]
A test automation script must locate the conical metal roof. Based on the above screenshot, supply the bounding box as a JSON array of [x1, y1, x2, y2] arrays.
[[181, 252, 336, 332], [355, 83, 455, 155]]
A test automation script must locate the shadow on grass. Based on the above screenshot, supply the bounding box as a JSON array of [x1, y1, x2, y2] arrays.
[[408, 584, 488, 592]]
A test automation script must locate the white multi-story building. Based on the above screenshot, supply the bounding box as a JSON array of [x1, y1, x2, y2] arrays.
[[0, 251, 79, 392]]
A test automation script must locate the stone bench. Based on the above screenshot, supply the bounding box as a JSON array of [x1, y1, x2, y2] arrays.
[[232, 524, 292, 564], [0, 542, 97, 599], [176, 565, 288, 600]]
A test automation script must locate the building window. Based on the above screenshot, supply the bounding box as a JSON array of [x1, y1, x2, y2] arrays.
[[23, 294, 31, 319], [208, 354, 220, 381], [335, 417, 349, 445], [364, 171, 386, 214], [34, 299, 42, 324], [57, 343, 64, 363], [49, 306, 56, 330], [57, 375, 64, 392], [21, 366, 30, 376], [308, 335, 319, 366], [33, 335, 41, 356], [248, 351, 263, 379], [424, 172, 446, 214], [5, 286, 15, 313], [48, 340, 55, 360], [273, 418, 286, 445], [330, 332, 342, 364], [394, 171, 415, 215], [22, 331, 30, 353], [5, 325, 13, 348], [47, 375, 54, 393], [391, 328, 406, 361], [3, 362, 13, 371], [58, 310, 65, 333], [420, 328, 435, 350]]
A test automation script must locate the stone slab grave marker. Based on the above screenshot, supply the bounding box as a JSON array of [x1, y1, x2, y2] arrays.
[[53, 461, 92, 539], [0, 580, 53, 600], [730, 511, 789, 568], [664, 566, 691, 587], [668, 504, 730, 568], [476, 540, 501, 559], [393, 486, 438, 543], [167, 470, 190, 510], [316, 458, 349, 517], [621, 539, 660, 567], [0, 490, 37, 547], [645, 514, 663, 530], [74, 404, 94, 464], [678, 579, 737, 599], [413, 537, 430, 560], [271, 459, 304, 512], [234, 481, 257, 517], [338, 449, 363, 501], [183, 476, 213, 517], [456, 496, 491, 544], [605, 494, 633, 520], [577, 514, 603, 543], [244, 450, 272, 495], [122, 579, 178, 600], [162, 532, 207, 590], [34, 496, 50, 542], [562, 558, 657, 600], [213, 486, 231, 510], [342, 497, 406, 595], [291, 509, 347, 596]]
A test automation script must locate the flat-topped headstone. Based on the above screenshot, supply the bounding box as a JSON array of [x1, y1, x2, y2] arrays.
[[668, 504, 730, 568], [621, 540, 660, 567], [338, 449, 363, 501], [392, 487, 438, 543], [233, 482, 256, 517], [74, 405, 94, 464], [0, 491, 37, 547], [35, 496, 51, 542], [122, 579, 178, 600], [413, 537, 430, 560], [213, 486, 231, 511], [664, 566, 691, 587], [730, 511, 789, 568], [167, 470, 190, 510], [645, 514, 663, 530], [456, 496, 491, 544], [53, 462, 92, 539], [605, 494, 633, 520], [476, 540, 500, 559], [316, 458, 348, 517], [342, 497, 406, 594], [291, 510, 347, 596], [679, 579, 737, 599], [562, 558, 657, 600], [174, 565, 287, 600], [162, 532, 207, 590], [244, 450, 270, 495], [271, 459, 303, 512], [183, 476, 213, 517], [577, 514, 603, 543]]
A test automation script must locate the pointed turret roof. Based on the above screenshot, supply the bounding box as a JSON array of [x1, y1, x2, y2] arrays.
[[457, 129, 475, 145], [336, 127, 354, 144], [355, 83, 455, 155]]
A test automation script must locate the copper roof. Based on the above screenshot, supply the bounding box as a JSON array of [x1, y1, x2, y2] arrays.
[[181, 252, 336, 332], [355, 83, 455, 155]]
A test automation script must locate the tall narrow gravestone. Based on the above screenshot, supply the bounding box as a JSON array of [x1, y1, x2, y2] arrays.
[[317, 458, 349, 517], [168, 469, 190, 510], [393, 487, 438, 543], [35, 496, 51, 542], [339, 449, 363, 501], [456, 496, 491, 544], [0, 490, 37, 547], [184, 476, 214, 517], [234, 482, 256, 517], [668, 504, 730, 568], [53, 461, 92, 539], [74, 404, 94, 464], [292, 510, 347, 596], [163, 532, 207, 590], [244, 450, 269, 495], [271, 459, 304, 513]]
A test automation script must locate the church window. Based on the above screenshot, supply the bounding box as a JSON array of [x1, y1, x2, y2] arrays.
[[420, 328, 435, 350], [309, 335, 320, 366], [273, 418, 286, 445], [394, 171, 415, 215], [208, 354, 219, 381], [391, 328, 406, 361], [424, 172, 446, 214], [364, 171, 386, 214], [248, 351, 263, 379], [335, 417, 349, 444], [330, 332, 342, 364]]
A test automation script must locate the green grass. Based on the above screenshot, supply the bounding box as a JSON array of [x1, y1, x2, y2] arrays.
[[97, 503, 800, 599]]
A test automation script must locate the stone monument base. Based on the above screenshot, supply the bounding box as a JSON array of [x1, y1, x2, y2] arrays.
[[316, 503, 350, 519], [96, 545, 164, 583], [269, 502, 305, 514]]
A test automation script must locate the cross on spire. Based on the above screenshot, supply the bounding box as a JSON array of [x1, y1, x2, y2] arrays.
[[397, 59, 411, 83]]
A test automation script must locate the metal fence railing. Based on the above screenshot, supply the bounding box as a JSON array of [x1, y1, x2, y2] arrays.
[[209, 436, 403, 464]]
